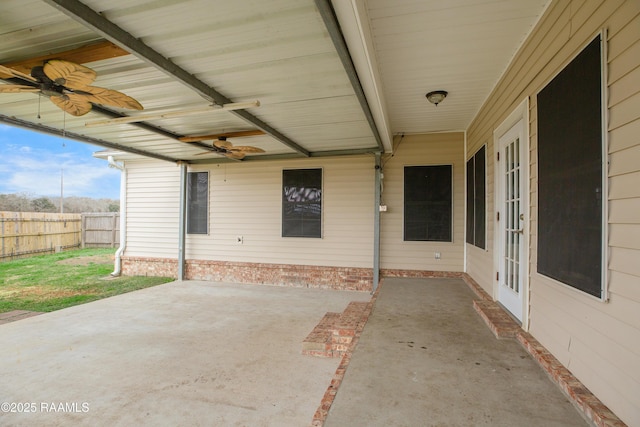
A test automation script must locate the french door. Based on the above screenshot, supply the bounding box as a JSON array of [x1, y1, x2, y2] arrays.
[[496, 120, 527, 322]]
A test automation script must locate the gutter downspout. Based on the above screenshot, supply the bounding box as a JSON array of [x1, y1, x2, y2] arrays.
[[108, 156, 126, 276]]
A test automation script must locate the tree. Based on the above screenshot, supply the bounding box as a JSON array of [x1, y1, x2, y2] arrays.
[[0, 193, 33, 211], [31, 197, 57, 212], [0, 193, 119, 213]]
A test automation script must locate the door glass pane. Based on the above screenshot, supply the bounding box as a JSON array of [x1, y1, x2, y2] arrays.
[[503, 137, 522, 294]]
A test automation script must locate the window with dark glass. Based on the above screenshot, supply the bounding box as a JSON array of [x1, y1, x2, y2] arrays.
[[466, 146, 486, 248], [282, 168, 322, 238], [537, 35, 604, 298], [187, 171, 208, 234], [404, 165, 452, 242]]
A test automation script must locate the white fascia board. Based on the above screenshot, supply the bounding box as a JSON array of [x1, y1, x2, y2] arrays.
[[332, 0, 393, 152]]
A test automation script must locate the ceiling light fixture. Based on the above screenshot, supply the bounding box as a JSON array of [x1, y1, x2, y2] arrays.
[[84, 100, 260, 127], [425, 90, 448, 106]]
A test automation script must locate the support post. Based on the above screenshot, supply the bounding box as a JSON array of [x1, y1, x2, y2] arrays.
[[177, 162, 188, 281], [373, 153, 382, 292]]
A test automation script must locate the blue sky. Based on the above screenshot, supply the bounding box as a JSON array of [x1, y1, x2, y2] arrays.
[[0, 124, 120, 199]]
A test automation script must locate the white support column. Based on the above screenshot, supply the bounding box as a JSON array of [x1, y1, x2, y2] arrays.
[[177, 162, 188, 281], [373, 153, 381, 292]]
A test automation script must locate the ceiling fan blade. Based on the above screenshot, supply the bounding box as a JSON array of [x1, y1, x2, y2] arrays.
[[0, 64, 38, 83], [0, 84, 40, 93], [213, 139, 232, 149], [49, 93, 93, 116], [225, 151, 246, 160], [43, 60, 96, 89], [80, 86, 143, 111], [229, 146, 265, 154]]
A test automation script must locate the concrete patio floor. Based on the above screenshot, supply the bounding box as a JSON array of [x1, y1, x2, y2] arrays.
[[0, 281, 370, 426], [0, 278, 592, 426], [324, 277, 589, 427]]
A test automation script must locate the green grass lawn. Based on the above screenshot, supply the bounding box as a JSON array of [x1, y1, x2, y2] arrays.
[[0, 248, 174, 313]]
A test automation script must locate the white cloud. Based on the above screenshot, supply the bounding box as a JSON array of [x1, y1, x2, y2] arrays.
[[0, 129, 121, 199], [8, 165, 119, 197]]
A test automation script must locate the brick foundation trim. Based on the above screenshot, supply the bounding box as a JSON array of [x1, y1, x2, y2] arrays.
[[381, 269, 464, 280], [517, 332, 626, 427], [464, 273, 626, 427], [121, 256, 373, 291], [121, 256, 178, 278], [187, 260, 372, 291], [310, 281, 381, 426], [461, 273, 492, 301]]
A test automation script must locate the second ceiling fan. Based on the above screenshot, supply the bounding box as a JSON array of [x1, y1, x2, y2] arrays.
[[179, 130, 265, 160]]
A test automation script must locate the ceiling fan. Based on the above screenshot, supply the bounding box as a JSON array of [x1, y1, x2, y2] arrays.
[[179, 130, 266, 160], [0, 59, 143, 116], [202, 137, 265, 160]]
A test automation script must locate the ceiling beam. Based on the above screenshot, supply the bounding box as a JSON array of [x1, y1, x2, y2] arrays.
[[0, 113, 179, 163], [188, 146, 380, 165], [42, 0, 310, 158], [91, 104, 220, 154], [179, 130, 265, 143], [314, 0, 384, 153], [0, 98, 225, 163], [85, 101, 260, 128], [0, 40, 129, 79]]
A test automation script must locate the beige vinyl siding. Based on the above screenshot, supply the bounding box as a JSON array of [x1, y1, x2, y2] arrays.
[[466, 244, 494, 294], [185, 155, 374, 267], [465, 140, 495, 293], [124, 160, 181, 258], [380, 133, 464, 272], [466, 1, 640, 424]]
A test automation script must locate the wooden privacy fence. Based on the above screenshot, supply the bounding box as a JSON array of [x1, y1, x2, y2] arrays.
[[0, 211, 121, 261], [81, 212, 120, 248], [0, 212, 82, 260]]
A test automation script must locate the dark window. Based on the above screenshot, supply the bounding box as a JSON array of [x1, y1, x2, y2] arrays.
[[404, 165, 452, 242], [466, 146, 486, 248], [537, 35, 603, 298], [187, 171, 208, 234], [282, 168, 322, 238]]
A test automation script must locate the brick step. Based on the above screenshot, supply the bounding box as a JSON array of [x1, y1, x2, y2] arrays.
[[472, 300, 520, 339], [302, 312, 341, 355], [302, 301, 371, 358]]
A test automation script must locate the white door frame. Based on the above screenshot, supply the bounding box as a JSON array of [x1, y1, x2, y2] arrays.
[[493, 99, 530, 330]]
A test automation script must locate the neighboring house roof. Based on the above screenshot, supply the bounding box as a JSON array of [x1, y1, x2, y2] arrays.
[[0, 0, 548, 164]]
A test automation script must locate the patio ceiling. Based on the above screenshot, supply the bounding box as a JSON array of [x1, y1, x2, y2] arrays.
[[0, 0, 548, 164]]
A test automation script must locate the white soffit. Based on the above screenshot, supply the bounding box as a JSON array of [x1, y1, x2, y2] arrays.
[[353, 0, 548, 135], [0, 0, 549, 162]]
